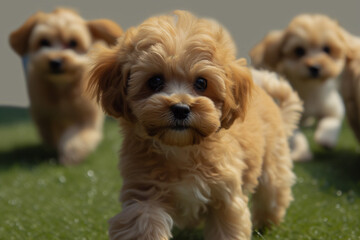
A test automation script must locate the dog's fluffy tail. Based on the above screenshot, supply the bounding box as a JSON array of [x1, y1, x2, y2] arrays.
[[251, 68, 303, 137]]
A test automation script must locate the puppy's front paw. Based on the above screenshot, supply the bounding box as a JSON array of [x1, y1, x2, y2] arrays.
[[57, 126, 102, 165], [58, 134, 88, 165], [291, 149, 313, 162], [109, 202, 173, 240], [58, 145, 87, 165], [314, 117, 343, 149], [314, 125, 339, 149], [315, 133, 336, 149]]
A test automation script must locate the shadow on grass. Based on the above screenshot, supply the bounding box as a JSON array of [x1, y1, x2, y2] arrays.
[[0, 144, 57, 171], [0, 106, 58, 170], [0, 105, 30, 125], [172, 228, 203, 240], [299, 149, 360, 195], [171, 224, 264, 239]]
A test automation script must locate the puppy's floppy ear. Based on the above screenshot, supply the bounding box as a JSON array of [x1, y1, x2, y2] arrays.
[[339, 27, 360, 62], [221, 58, 253, 129], [250, 30, 285, 70], [9, 12, 44, 56], [88, 19, 123, 46], [87, 42, 131, 119]]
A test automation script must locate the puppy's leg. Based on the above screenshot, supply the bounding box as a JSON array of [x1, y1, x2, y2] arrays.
[[204, 193, 252, 240], [314, 92, 345, 149], [58, 120, 103, 165], [314, 117, 343, 149], [109, 200, 173, 240], [33, 116, 58, 147], [251, 138, 295, 230], [289, 130, 312, 161]]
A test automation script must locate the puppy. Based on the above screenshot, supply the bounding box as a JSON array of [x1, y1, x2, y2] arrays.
[[88, 10, 301, 240], [340, 34, 360, 143], [9, 8, 123, 165], [250, 14, 353, 161]]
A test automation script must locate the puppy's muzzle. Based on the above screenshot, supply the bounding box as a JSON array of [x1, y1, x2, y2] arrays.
[[49, 58, 64, 74]]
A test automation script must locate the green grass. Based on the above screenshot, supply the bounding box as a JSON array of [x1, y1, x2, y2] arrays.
[[0, 106, 359, 240]]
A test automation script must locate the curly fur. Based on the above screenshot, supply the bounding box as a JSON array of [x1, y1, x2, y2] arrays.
[[9, 8, 123, 164], [250, 14, 354, 161], [88, 10, 300, 240]]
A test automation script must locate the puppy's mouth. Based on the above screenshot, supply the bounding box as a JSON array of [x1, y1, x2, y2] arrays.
[[170, 123, 190, 131], [50, 69, 65, 75], [146, 123, 200, 136], [146, 123, 207, 146], [47, 68, 81, 80], [306, 74, 327, 82]]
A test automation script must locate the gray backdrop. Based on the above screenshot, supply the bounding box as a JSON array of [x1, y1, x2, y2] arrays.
[[1, 0, 359, 107]]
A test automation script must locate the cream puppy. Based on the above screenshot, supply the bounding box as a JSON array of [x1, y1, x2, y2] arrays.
[[250, 14, 354, 161]]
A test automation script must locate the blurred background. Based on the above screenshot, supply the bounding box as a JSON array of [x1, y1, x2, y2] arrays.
[[1, 0, 359, 107]]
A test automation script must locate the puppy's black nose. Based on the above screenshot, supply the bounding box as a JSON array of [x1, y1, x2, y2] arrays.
[[49, 59, 63, 72], [308, 65, 321, 78], [171, 104, 190, 120]]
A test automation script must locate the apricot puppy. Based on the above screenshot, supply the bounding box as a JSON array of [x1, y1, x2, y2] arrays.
[[340, 34, 360, 143], [251, 14, 353, 161], [89, 11, 301, 240], [9, 8, 123, 165]]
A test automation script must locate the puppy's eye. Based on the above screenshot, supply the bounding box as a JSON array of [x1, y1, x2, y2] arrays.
[[323, 45, 331, 54], [194, 77, 207, 92], [68, 39, 78, 49], [39, 38, 51, 48], [294, 46, 306, 58], [148, 75, 165, 92]]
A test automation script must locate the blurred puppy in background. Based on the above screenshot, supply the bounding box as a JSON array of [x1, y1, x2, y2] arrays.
[[9, 8, 123, 165], [88, 10, 301, 240], [250, 14, 354, 161], [340, 34, 360, 143]]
